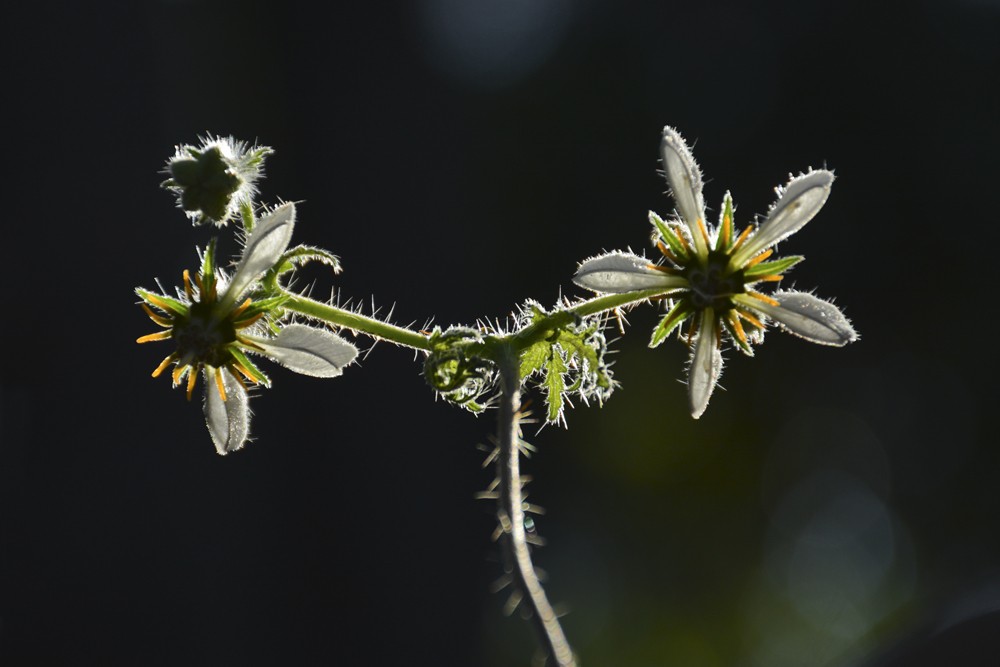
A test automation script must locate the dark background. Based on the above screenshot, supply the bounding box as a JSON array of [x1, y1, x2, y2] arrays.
[[3, 1, 999, 665]]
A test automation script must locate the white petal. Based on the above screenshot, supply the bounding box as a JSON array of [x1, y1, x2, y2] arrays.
[[203, 367, 250, 455], [689, 309, 722, 419], [660, 126, 707, 251], [257, 324, 358, 377], [573, 252, 686, 294], [748, 291, 857, 346], [227, 202, 296, 300], [732, 170, 833, 266]]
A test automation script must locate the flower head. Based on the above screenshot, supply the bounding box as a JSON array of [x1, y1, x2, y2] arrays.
[[574, 126, 857, 418], [163, 136, 273, 227], [136, 203, 359, 453]]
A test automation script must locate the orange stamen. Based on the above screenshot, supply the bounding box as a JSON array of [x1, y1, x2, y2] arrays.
[[151, 354, 174, 378], [143, 293, 176, 312], [656, 240, 678, 263], [646, 263, 678, 274], [675, 229, 692, 254], [696, 218, 711, 248], [720, 209, 733, 249], [749, 290, 780, 307], [183, 269, 194, 300], [137, 331, 172, 344], [737, 309, 764, 329], [141, 304, 172, 327], [234, 312, 265, 329], [731, 226, 753, 253], [232, 298, 253, 319], [729, 311, 748, 346], [214, 367, 228, 402], [172, 364, 186, 386], [186, 368, 198, 401], [745, 248, 774, 268], [756, 275, 783, 282]]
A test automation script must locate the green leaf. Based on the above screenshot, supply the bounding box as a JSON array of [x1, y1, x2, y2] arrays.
[[544, 350, 568, 423]]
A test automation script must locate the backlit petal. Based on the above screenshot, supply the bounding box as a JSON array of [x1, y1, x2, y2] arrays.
[[660, 126, 707, 253], [573, 252, 686, 294], [743, 290, 857, 346], [226, 202, 296, 300], [204, 368, 250, 455], [689, 309, 722, 419], [256, 324, 359, 378], [732, 170, 833, 266]]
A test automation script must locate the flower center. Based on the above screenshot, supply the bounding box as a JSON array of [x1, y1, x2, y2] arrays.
[[171, 300, 238, 367], [685, 250, 745, 310]]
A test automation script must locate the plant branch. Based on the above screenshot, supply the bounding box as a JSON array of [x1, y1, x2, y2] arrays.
[[496, 344, 576, 667]]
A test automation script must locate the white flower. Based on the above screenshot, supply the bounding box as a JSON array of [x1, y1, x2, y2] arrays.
[[137, 203, 359, 454], [574, 126, 857, 418]]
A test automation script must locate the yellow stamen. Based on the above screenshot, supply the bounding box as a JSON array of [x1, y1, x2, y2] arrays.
[[183, 270, 194, 300], [756, 275, 783, 282], [646, 263, 678, 274], [214, 367, 228, 402], [172, 364, 186, 386], [749, 290, 780, 307], [656, 241, 678, 263], [151, 354, 174, 378], [234, 363, 258, 384], [141, 303, 173, 327], [186, 368, 198, 401], [137, 331, 172, 344], [731, 226, 753, 253], [745, 248, 774, 268], [696, 218, 711, 248], [728, 311, 748, 346]]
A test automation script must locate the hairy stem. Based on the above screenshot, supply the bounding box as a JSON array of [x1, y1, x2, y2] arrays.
[[496, 344, 576, 667], [282, 293, 433, 351]]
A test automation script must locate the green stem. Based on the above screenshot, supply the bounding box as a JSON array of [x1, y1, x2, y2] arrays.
[[283, 287, 670, 357], [282, 293, 434, 351]]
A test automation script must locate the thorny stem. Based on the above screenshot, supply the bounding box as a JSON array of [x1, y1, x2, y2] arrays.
[[284, 288, 671, 358], [496, 344, 577, 667], [282, 292, 434, 351]]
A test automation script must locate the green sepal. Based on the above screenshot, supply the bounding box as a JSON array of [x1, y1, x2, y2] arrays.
[[228, 347, 271, 387], [649, 300, 692, 348], [717, 192, 735, 251], [200, 238, 218, 295], [136, 289, 188, 316], [233, 295, 290, 324], [743, 255, 804, 280], [649, 211, 689, 261]]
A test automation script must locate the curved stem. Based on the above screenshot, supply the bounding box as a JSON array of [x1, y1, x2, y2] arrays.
[[282, 292, 433, 351], [496, 344, 577, 667]]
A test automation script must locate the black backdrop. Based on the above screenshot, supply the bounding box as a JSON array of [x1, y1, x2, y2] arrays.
[[3, 1, 1000, 665]]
